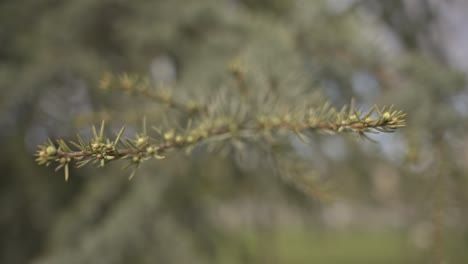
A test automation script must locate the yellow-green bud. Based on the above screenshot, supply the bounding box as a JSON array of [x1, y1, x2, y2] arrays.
[[163, 130, 175, 141], [186, 135, 195, 143], [146, 146, 155, 154], [136, 137, 147, 146], [383, 112, 391, 121], [175, 135, 184, 143], [91, 143, 100, 150], [257, 115, 267, 124], [308, 117, 317, 125], [46, 146, 57, 156], [271, 117, 281, 126], [159, 90, 172, 102]]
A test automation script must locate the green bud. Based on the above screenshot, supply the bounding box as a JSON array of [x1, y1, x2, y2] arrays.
[[91, 143, 100, 150], [164, 130, 175, 141], [46, 146, 57, 156], [271, 117, 281, 126], [136, 137, 147, 147], [186, 135, 195, 143], [175, 135, 184, 143], [383, 112, 391, 121], [146, 146, 155, 154]]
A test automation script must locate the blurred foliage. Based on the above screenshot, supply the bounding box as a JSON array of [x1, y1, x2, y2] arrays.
[[1, 0, 467, 263]]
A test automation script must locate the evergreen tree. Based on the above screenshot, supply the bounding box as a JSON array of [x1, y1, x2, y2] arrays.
[[0, 1, 466, 263]]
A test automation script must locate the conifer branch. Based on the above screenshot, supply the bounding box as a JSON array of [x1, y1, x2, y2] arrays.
[[35, 100, 405, 181], [99, 73, 207, 114]]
